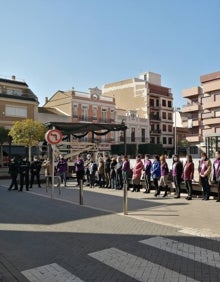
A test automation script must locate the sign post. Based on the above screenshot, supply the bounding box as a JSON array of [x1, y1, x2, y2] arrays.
[[45, 129, 63, 199]]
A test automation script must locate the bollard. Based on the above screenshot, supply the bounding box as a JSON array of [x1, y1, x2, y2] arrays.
[[123, 183, 128, 215], [79, 179, 83, 205]]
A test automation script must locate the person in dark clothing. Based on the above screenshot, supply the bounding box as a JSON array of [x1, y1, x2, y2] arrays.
[[19, 157, 30, 191], [89, 159, 97, 188], [172, 155, 183, 198], [116, 156, 123, 189], [104, 155, 111, 188], [8, 157, 19, 191], [74, 155, 84, 186], [143, 154, 152, 193], [110, 157, 117, 189], [57, 155, 68, 186], [30, 156, 42, 188]]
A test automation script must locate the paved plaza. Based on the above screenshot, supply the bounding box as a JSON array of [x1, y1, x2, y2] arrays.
[[0, 179, 220, 281]]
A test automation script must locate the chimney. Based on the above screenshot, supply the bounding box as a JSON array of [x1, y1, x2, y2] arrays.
[[11, 75, 16, 80], [45, 97, 49, 103]]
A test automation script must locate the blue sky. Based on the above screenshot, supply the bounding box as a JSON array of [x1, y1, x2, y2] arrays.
[[1, 0, 219, 107]]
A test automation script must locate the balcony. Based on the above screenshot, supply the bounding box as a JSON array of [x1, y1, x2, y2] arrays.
[[117, 137, 149, 143], [182, 86, 200, 98], [203, 79, 220, 93], [202, 100, 220, 109], [150, 113, 160, 121], [186, 134, 202, 143], [150, 129, 161, 135], [203, 117, 220, 126], [182, 102, 199, 113], [182, 119, 200, 128]]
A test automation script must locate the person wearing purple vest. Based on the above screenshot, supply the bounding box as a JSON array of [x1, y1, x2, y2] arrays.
[[122, 155, 130, 189], [213, 151, 220, 202], [143, 154, 152, 194], [57, 155, 67, 186], [182, 154, 194, 200], [172, 155, 183, 198], [198, 152, 212, 201], [159, 155, 169, 197]]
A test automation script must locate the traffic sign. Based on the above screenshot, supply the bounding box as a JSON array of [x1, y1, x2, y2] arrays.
[[45, 129, 63, 145]]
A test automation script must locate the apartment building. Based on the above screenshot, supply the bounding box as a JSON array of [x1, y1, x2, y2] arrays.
[[115, 109, 149, 144], [182, 70, 220, 156], [43, 87, 116, 151], [102, 72, 174, 153], [0, 76, 39, 128]]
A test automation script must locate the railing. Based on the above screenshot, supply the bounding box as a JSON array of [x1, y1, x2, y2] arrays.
[[150, 130, 161, 134]]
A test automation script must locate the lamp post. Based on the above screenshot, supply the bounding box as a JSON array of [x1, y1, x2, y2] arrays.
[[174, 107, 181, 155]]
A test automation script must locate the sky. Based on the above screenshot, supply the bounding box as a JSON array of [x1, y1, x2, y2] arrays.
[[1, 0, 220, 107]]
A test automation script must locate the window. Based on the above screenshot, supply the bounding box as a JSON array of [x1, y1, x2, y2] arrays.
[[5, 105, 27, 117], [101, 109, 107, 122], [141, 128, 145, 142], [93, 107, 97, 120], [150, 137, 155, 144], [162, 124, 166, 132], [110, 110, 115, 121], [168, 125, 172, 132], [168, 137, 172, 145], [131, 128, 135, 142], [168, 113, 172, 120], [6, 88, 23, 96], [150, 99, 154, 107], [82, 106, 88, 121], [162, 112, 166, 119], [162, 100, 166, 107], [157, 137, 160, 144], [156, 99, 159, 107], [73, 105, 78, 117], [189, 146, 198, 154], [120, 131, 124, 142], [168, 101, 172, 108], [163, 137, 167, 144]]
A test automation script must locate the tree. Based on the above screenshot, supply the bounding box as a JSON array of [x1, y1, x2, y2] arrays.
[[9, 119, 47, 161], [0, 127, 10, 167]]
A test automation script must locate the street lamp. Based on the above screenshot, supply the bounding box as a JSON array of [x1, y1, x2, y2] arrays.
[[174, 107, 181, 155]]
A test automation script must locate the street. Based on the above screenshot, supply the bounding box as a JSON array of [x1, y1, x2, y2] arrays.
[[0, 181, 220, 281]]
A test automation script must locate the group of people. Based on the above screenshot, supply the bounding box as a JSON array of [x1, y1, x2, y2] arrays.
[[132, 151, 220, 201], [7, 150, 220, 201], [8, 156, 42, 191]]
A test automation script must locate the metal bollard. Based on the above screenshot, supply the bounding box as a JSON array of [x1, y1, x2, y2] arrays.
[[79, 179, 83, 205], [123, 183, 128, 215]]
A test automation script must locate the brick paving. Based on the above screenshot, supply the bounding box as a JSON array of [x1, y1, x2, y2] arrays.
[[0, 179, 220, 281]]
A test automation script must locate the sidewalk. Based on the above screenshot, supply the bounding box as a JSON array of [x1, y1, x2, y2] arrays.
[[1, 178, 220, 238]]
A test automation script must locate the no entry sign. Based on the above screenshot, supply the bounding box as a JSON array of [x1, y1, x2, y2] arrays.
[[45, 129, 63, 145]]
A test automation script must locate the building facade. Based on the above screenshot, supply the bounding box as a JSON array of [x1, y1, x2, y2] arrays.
[[0, 76, 39, 128], [182, 70, 220, 156], [102, 72, 174, 153], [43, 87, 116, 151]]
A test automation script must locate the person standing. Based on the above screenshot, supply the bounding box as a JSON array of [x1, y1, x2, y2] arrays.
[[30, 156, 42, 188], [213, 151, 220, 202], [19, 157, 30, 191], [151, 155, 161, 197], [57, 155, 68, 186], [182, 155, 194, 200], [97, 157, 105, 188], [132, 155, 144, 192], [143, 154, 152, 194], [172, 155, 183, 199], [104, 154, 111, 188], [74, 155, 84, 186], [198, 152, 212, 201], [8, 157, 19, 191], [110, 157, 117, 189], [159, 155, 169, 197], [122, 155, 130, 189], [116, 156, 123, 190], [89, 159, 97, 188], [84, 154, 92, 186]]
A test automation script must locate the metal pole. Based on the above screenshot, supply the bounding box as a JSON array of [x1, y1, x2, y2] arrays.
[[79, 179, 83, 205], [51, 144, 55, 199], [174, 109, 177, 155], [123, 183, 128, 215]]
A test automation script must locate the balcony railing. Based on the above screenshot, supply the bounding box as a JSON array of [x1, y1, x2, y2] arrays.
[[72, 116, 115, 123], [150, 130, 161, 134], [117, 137, 149, 143]]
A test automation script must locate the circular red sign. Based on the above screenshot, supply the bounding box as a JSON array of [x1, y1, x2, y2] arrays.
[[45, 129, 63, 145]]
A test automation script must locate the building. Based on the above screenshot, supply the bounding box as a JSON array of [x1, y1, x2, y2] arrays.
[[182, 70, 220, 157], [116, 108, 149, 142], [43, 87, 116, 151], [102, 72, 174, 154], [0, 76, 39, 128]]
